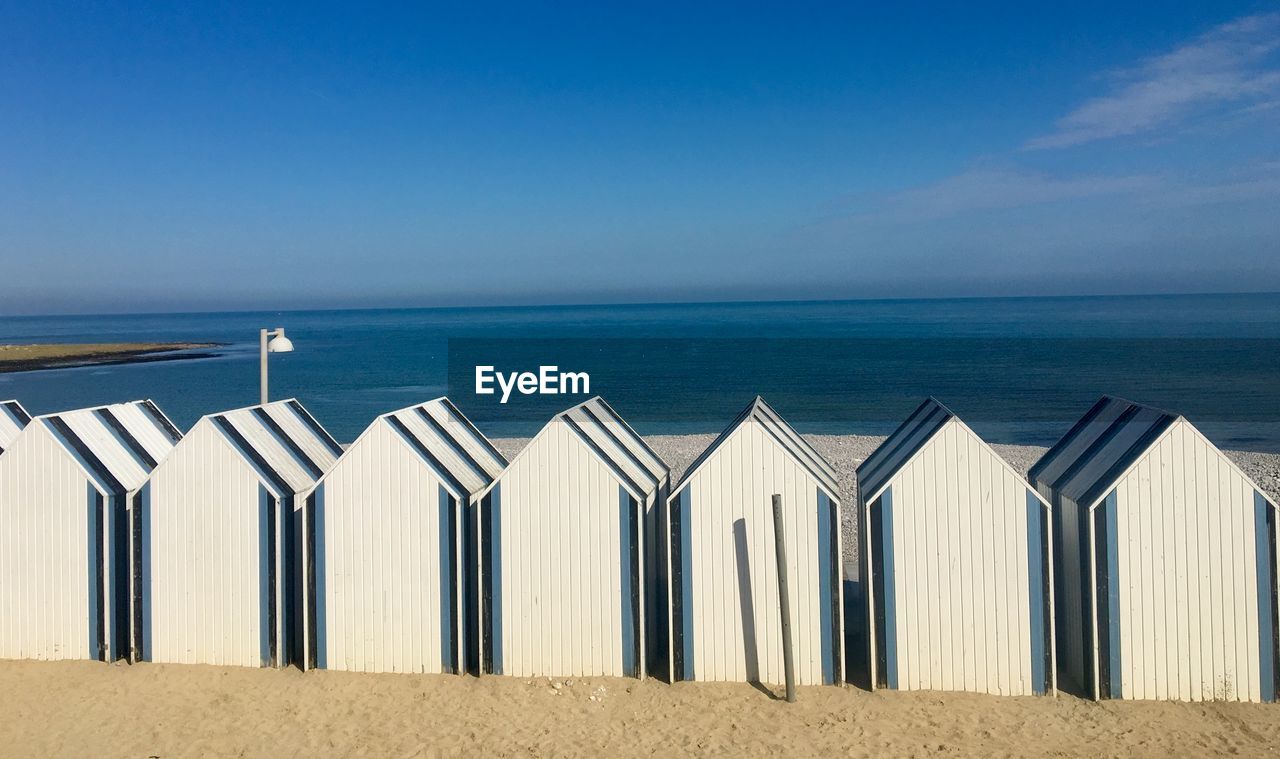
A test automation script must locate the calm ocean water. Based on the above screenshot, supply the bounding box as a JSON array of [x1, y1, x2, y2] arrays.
[[1, 293, 1278, 450]]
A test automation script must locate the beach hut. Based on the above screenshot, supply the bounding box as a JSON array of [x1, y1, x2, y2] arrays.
[[0, 400, 32, 453], [475, 396, 669, 679], [302, 397, 506, 674], [0, 400, 181, 662], [1030, 396, 1279, 703], [859, 398, 1055, 696], [665, 397, 844, 686], [141, 399, 341, 668]]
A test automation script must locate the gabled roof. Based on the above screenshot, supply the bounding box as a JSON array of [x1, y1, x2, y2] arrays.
[[36, 400, 181, 494], [207, 399, 340, 496], [1029, 396, 1181, 509], [856, 398, 956, 501], [559, 397, 668, 492], [333, 397, 507, 499], [673, 396, 839, 498], [484, 396, 668, 501], [0, 400, 32, 453]]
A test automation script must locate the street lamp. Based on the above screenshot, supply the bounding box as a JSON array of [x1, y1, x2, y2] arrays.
[[259, 327, 294, 404]]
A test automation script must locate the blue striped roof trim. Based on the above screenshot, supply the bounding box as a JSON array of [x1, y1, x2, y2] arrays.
[[559, 396, 668, 484], [435, 397, 508, 469], [32, 401, 178, 492], [205, 400, 338, 494], [140, 399, 182, 443], [319, 398, 505, 500], [3, 400, 32, 426], [856, 398, 956, 501], [44, 415, 126, 495], [1029, 396, 1179, 508], [0, 399, 30, 452], [671, 396, 839, 497]]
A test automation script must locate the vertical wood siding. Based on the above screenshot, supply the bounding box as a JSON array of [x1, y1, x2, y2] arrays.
[[312, 419, 459, 674], [672, 420, 843, 686], [1106, 420, 1278, 702], [868, 419, 1051, 696], [483, 421, 643, 678], [0, 424, 102, 660], [146, 423, 273, 667]]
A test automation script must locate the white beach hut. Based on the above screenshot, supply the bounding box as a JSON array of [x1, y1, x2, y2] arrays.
[[1030, 396, 1279, 702], [665, 397, 844, 686], [141, 399, 341, 668], [302, 397, 506, 674], [475, 396, 669, 679], [859, 398, 1055, 696], [0, 399, 32, 453], [0, 400, 181, 662]]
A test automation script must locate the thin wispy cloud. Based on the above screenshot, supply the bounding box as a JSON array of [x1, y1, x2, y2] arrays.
[[1026, 13, 1280, 149], [861, 168, 1159, 220]]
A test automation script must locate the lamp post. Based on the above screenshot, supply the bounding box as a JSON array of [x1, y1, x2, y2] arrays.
[[259, 327, 294, 404]]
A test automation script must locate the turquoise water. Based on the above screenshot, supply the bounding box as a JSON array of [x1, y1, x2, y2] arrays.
[[1, 293, 1277, 449]]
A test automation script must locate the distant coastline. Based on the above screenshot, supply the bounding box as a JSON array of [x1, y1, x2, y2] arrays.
[[0, 342, 225, 373]]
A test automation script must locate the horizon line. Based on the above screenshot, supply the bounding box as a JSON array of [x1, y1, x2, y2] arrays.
[[2, 288, 1278, 321]]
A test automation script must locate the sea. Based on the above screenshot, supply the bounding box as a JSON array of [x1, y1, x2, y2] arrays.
[[1, 293, 1277, 450]]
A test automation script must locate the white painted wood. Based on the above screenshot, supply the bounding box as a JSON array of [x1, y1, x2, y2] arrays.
[[1035, 397, 1279, 703], [1099, 420, 1274, 702], [305, 399, 503, 675], [862, 413, 1053, 697], [477, 398, 663, 679], [144, 400, 337, 668], [669, 409, 843, 686], [147, 422, 267, 667], [0, 422, 100, 660], [0, 402, 177, 662]]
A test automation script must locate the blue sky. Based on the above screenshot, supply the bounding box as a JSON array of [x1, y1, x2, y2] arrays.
[[2, 2, 1278, 314]]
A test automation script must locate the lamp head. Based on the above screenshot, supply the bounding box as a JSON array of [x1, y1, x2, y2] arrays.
[[267, 329, 294, 353]]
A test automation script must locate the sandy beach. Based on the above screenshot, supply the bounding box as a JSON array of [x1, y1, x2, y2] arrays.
[[2, 432, 1278, 757], [3, 659, 1280, 757]]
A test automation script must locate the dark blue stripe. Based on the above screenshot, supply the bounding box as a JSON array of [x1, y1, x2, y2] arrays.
[[1256, 491, 1276, 703], [286, 400, 343, 457], [619, 486, 637, 676], [251, 407, 323, 479], [86, 484, 101, 660], [94, 409, 156, 470], [108, 494, 124, 660], [679, 486, 694, 679], [1105, 490, 1122, 699], [314, 485, 327, 669], [259, 485, 271, 666], [4, 400, 32, 426], [1026, 490, 1046, 694], [439, 485, 454, 672], [140, 400, 181, 444], [387, 415, 468, 500], [413, 407, 492, 485], [490, 484, 503, 675], [140, 484, 152, 660], [48, 417, 123, 495], [881, 487, 898, 689], [817, 488, 834, 685]]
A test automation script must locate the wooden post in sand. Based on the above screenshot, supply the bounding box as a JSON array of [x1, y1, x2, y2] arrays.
[[772, 494, 796, 703]]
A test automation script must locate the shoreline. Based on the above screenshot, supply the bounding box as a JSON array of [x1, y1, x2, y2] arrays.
[[0, 342, 226, 374]]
